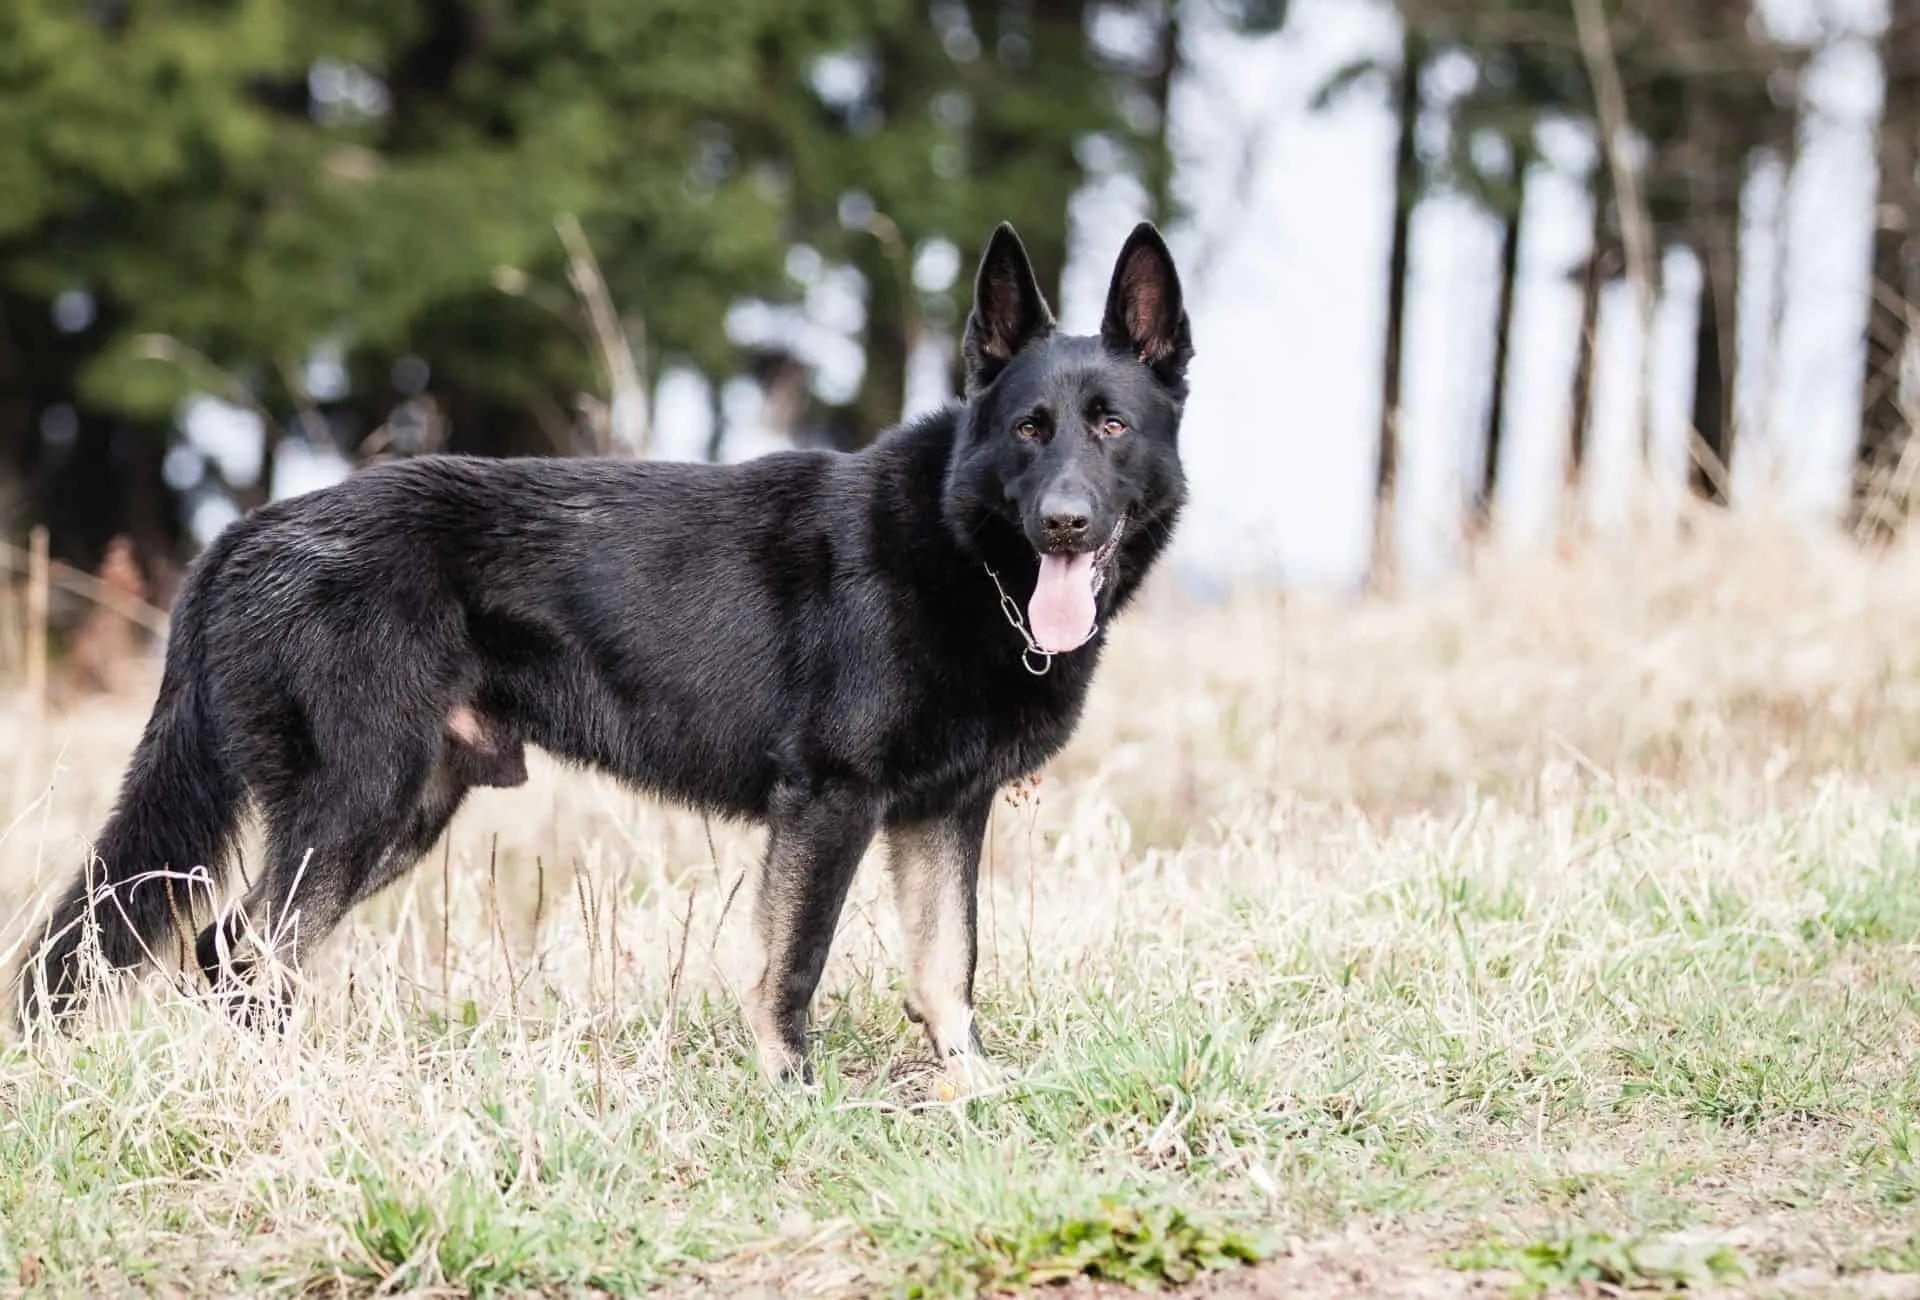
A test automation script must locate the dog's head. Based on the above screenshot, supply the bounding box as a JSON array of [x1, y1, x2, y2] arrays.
[[945, 221, 1192, 654]]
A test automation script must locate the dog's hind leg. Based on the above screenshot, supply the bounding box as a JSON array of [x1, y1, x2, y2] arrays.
[[346, 761, 472, 912], [195, 756, 430, 1029], [884, 792, 996, 1090], [743, 780, 881, 1085]]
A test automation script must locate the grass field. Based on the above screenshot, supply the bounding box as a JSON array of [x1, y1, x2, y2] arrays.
[[4, 513, 1920, 1297]]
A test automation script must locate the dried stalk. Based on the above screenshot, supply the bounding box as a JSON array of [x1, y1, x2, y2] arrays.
[[556, 213, 650, 458]]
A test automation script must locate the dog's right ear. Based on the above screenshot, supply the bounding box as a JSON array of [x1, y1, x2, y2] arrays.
[[962, 222, 1056, 395]]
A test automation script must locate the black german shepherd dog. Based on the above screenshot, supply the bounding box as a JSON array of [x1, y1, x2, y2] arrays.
[[15, 220, 1192, 1085]]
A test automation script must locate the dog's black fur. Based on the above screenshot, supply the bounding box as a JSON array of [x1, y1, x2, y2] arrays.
[[14, 221, 1192, 1081]]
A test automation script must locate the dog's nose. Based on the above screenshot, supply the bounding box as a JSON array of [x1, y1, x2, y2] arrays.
[[1040, 492, 1093, 546]]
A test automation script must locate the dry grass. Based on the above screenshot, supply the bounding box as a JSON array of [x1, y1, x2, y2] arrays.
[[3, 509, 1920, 1297]]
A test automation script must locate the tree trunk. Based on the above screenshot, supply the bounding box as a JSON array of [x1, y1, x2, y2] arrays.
[[1375, 25, 1424, 584], [1856, 0, 1920, 538], [848, 236, 911, 448], [255, 426, 281, 510], [1570, 166, 1611, 491], [1145, 0, 1183, 227], [1688, 230, 1737, 505], [1760, 100, 1801, 482], [0, 294, 35, 538], [1685, 79, 1741, 508], [116, 417, 183, 584], [1477, 149, 1528, 530]]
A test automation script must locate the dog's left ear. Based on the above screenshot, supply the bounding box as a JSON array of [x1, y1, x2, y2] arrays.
[[963, 222, 1056, 396], [1100, 222, 1192, 387]]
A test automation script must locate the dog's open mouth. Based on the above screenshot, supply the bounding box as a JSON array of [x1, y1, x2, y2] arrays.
[[1027, 513, 1129, 654]]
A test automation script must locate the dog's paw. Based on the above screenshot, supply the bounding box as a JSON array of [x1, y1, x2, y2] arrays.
[[768, 1056, 819, 1090], [934, 1049, 1008, 1100], [752, 1037, 818, 1091]]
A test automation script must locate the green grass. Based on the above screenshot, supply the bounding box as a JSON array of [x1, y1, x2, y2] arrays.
[[1447, 1229, 1751, 1296], [901, 1198, 1271, 1296], [4, 780, 1920, 1296]]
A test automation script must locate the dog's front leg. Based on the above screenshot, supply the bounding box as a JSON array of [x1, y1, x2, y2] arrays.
[[745, 781, 879, 1085], [884, 791, 998, 1090]]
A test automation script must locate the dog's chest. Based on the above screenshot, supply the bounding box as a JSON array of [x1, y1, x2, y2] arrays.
[[973, 703, 1078, 783], [876, 671, 1088, 813]]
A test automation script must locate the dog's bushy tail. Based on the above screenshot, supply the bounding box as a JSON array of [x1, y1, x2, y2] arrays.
[[15, 532, 248, 1030]]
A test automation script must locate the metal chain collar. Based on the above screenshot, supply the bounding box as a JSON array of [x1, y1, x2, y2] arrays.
[[982, 563, 1103, 676], [982, 563, 1056, 675]]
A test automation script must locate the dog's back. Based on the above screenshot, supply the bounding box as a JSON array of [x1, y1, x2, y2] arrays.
[[198, 440, 1004, 815]]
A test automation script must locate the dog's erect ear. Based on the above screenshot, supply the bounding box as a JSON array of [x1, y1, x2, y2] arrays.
[[963, 222, 1056, 395], [1100, 222, 1192, 386]]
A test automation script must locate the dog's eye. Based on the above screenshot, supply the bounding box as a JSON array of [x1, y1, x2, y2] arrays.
[[1100, 416, 1128, 438], [1014, 418, 1040, 440]]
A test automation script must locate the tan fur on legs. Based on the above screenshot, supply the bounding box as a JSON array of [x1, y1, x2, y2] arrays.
[[886, 800, 1000, 1091], [744, 852, 812, 1083], [742, 786, 878, 1085]]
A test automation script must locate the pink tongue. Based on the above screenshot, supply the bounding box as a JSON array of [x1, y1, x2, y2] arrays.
[[1028, 552, 1098, 653]]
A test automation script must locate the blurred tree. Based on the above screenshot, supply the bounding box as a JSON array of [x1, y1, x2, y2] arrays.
[[0, 0, 1258, 584], [1568, 164, 1614, 490], [1443, 33, 1571, 528], [1326, 0, 1800, 565], [1315, 2, 1563, 574], [1313, 20, 1427, 587], [1617, 0, 1800, 508], [1857, 0, 1920, 540], [750, 0, 1302, 449], [0, 0, 847, 573], [0, 0, 1840, 623], [1315, 0, 1577, 570], [1378, 25, 1423, 585], [310, 0, 851, 460], [1142, 0, 1292, 229], [759, 0, 1216, 447], [0, 0, 308, 572], [1411, 0, 1604, 511], [1427, 0, 1794, 517]]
